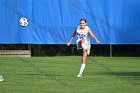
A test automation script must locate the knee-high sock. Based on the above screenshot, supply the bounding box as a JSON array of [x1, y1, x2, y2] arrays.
[[79, 64, 86, 75]]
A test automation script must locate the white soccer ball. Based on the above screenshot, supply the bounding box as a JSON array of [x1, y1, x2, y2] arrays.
[[19, 17, 28, 27]]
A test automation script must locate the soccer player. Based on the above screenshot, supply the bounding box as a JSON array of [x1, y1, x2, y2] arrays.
[[67, 18, 100, 77]]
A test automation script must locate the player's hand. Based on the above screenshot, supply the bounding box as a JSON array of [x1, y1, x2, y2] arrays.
[[67, 42, 71, 46], [96, 40, 100, 44]]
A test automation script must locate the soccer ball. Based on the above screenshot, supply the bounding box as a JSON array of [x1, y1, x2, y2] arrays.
[[19, 17, 28, 27]]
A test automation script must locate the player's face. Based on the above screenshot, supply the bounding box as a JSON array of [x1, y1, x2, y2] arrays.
[[80, 20, 86, 29]]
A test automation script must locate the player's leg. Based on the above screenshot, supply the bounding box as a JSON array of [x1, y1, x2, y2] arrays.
[[81, 40, 90, 55], [77, 50, 87, 77], [81, 40, 88, 51]]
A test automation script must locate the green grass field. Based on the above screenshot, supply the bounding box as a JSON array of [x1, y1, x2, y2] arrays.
[[0, 56, 140, 93]]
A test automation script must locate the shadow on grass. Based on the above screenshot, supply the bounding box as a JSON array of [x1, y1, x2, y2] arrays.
[[99, 72, 140, 85], [105, 72, 140, 77]]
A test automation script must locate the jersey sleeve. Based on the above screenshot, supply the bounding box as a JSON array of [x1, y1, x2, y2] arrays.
[[86, 26, 90, 30]]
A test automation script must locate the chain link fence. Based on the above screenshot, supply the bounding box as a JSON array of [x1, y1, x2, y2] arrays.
[[0, 44, 140, 57], [31, 44, 110, 57]]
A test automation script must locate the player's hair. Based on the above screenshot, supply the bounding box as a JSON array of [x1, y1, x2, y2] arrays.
[[80, 18, 87, 23]]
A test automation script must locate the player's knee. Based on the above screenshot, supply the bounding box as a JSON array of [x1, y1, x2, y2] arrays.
[[82, 56, 85, 60], [81, 40, 85, 43], [81, 43, 88, 50], [82, 54, 87, 59]]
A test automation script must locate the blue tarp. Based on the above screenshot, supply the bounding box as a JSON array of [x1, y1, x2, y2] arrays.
[[0, 0, 140, 44]]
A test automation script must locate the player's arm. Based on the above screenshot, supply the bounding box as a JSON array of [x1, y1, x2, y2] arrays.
[[88, 29, 100, 44], [67, 29, 77, 46]]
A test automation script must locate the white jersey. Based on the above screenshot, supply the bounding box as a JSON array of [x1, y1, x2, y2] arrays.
[[76, 26, 90, 45]]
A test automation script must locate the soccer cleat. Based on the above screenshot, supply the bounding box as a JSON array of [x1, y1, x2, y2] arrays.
[[0, 75, 4, 81], [77, 73, 82, 77]]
